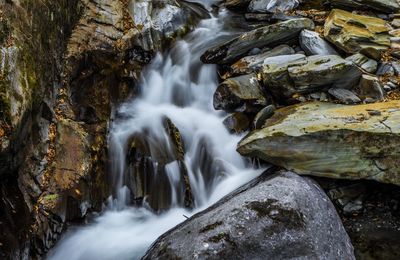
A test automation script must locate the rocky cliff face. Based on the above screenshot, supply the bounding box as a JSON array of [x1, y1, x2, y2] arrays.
[[0, 0, 207, 258], [1, 1, 83, 257]]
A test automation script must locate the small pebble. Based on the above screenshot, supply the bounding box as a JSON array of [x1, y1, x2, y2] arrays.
[[367, 110, 381, 116], [364, 98, 375, 103], [383, 85, 392, 91], [248, 47, 261, 55], [387, 82, 397, 89]]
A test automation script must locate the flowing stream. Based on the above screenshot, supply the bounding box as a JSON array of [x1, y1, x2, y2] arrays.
[[48, 2, 263, 259]]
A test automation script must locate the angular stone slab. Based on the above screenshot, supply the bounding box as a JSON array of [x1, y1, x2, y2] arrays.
[[345, 53, 378, 74], [229, 44, 295, 76], [324, 9, 390, 58], [261, 54, 361, 99], [328, 88, 361, 104], [201, 18, 314, 64], [238, 101, 400, 185], [261, 54, 307, 98], [288, 55, 362, 90]]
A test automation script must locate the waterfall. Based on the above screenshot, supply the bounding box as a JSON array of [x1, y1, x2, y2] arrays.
[[48, 4, 264, 260]]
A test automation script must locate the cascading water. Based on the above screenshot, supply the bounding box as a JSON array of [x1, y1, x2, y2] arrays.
[[48, 3, 264, 260]]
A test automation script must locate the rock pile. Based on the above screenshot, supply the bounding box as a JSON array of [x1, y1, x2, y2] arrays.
[[197, 1, 400, 185], [198, 0, 400, 258]]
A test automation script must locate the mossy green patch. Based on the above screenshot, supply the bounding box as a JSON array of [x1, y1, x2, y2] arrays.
[[43, 194, 59, 201], [0, 17, 10, 46], [246, 199, 305, 230], [207, 232, 236, 247], [0, 68, 11, 126], [199, 221, 223, 233]]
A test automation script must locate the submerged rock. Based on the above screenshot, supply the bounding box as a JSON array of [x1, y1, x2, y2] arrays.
[[229, 44, 295, 76], [238, 101, 400, 185], [127, 118, 193, 211], [214, 73, 269, 112], [201, 18, 314, 64], [329, 0, 400, 13], [143, 170, 355, 259], [324, 9, 390, 59], [299, 29, 339, 56]]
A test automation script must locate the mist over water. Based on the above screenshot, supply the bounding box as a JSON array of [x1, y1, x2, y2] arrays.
[[48, 5, 264, 260]]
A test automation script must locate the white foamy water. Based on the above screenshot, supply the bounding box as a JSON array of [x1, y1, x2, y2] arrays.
[[48, 4, 263, 260]]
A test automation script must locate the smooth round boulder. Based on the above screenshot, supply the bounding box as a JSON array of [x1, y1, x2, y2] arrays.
[[143, 170, 355, 260]]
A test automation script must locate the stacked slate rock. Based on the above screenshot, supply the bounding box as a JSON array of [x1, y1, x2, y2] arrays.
[[199, 1, 400, 259]]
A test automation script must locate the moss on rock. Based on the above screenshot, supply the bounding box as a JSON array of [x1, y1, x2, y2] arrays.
[[238, 101, 400, 185]]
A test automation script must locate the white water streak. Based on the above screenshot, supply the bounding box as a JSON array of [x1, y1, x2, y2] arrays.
[[48, 6, 263, 260]]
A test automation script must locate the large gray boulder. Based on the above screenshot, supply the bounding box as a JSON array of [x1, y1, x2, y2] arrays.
[[238, 101, 400, 186], [143, 170, 355, 259], [201, 18, 314, 64]]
